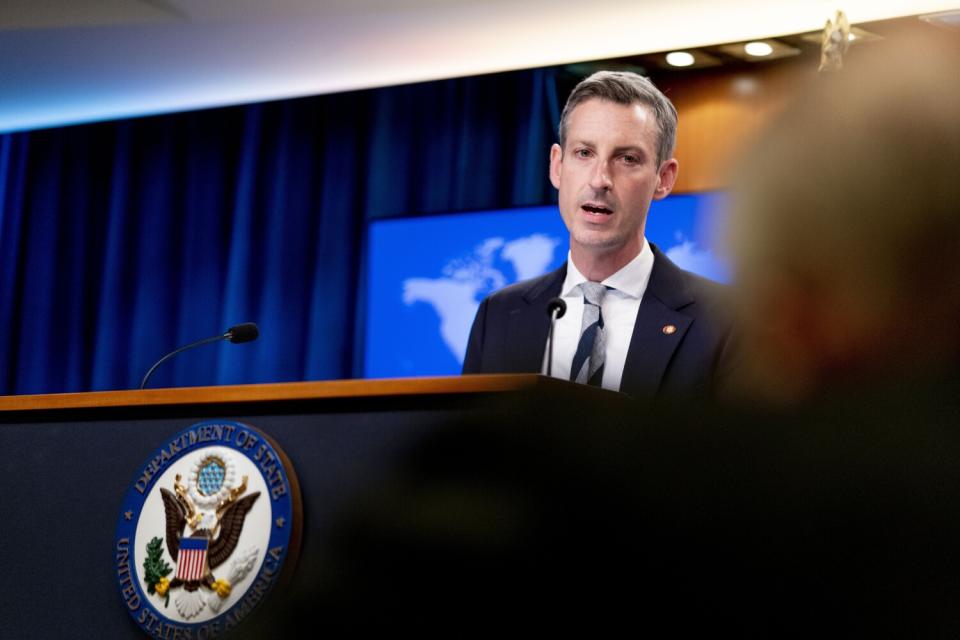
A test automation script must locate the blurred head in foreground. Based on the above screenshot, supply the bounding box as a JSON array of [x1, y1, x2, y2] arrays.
[[727, 32, 960, 403], [252, 386, 960, 635]]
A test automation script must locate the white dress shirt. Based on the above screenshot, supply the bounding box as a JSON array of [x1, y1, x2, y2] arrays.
[[542, 240, 655, 391]]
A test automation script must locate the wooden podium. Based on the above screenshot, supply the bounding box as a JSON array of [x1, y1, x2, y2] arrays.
[[0, 374, 587, 637]]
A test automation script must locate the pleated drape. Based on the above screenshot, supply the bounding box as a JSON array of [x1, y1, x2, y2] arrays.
[[0, 68, 561, 394]]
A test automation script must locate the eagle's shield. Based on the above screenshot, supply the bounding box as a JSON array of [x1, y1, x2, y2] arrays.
[[175, 537, 209, 582]]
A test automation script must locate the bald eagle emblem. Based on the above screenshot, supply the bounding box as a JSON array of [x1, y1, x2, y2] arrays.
[[149, 452, 261, 619]]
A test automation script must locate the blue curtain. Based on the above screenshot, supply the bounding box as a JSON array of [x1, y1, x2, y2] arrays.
[[0, 68, 561, 394]]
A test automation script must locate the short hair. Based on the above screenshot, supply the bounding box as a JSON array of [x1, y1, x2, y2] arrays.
[[558, 71, 678, 166]]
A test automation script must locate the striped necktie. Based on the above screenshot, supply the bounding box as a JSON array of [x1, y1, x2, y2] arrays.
[[570, 281, 607, 386]]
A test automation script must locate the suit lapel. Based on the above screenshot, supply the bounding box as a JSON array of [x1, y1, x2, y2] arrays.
[[620, 245, 694, 400], [504, 265, 567, 372]]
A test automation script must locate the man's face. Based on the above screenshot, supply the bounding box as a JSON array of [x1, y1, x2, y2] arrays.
[[550, 98, 677, 264]]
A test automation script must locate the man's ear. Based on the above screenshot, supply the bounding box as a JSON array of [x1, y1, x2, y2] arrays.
[[653, 158, 679, 200], [549, 143, 563, 190]]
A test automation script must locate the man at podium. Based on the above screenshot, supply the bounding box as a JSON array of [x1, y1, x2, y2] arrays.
[[463, 71, 735, 401]]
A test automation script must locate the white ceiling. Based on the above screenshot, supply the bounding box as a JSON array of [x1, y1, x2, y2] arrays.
[[1, 0, 956, 132]]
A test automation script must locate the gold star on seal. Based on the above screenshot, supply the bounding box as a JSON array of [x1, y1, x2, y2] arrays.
[[124, 511, 134, 521], [275, 517, 285, 528]]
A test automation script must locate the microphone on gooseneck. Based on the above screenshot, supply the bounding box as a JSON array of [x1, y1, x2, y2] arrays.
[[225, 322, 259, 344], [545, 298, 567, 379], [139, 322, 260, 389]]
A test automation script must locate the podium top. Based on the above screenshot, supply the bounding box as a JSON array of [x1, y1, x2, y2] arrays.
[[0, 374, 584, 413]]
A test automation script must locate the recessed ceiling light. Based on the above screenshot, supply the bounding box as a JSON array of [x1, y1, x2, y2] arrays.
[[665, 51, 696, 67], [744, 41, 774, 57], [718, 39, 800, 62], [652, 50, 721, 70]]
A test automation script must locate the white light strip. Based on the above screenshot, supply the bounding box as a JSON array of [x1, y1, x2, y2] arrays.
[[2, 0, 958, 132]]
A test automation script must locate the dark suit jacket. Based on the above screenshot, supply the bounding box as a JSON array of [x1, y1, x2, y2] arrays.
[[462, 244, 736, 401]]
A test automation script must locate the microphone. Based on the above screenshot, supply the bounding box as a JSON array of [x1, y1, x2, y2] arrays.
[[545, 298, 567, 378], [139, 322, 260, 389], [226, 322, 259, 344]]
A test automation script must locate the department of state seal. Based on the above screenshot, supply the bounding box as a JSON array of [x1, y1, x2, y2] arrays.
[[114, 421, 301, 637]]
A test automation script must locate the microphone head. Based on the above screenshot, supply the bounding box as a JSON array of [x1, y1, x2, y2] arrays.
[[546, 297, 567, 319], [226, 322, 259, 344]]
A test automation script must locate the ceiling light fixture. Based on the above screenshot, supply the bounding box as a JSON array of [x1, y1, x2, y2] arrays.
[[665, 51, 696, 67], [719, 39, 801, 62], [744, 41, 774, 57]]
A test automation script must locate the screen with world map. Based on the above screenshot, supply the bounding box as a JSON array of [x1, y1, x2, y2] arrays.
[[363, 192, 728, 378]]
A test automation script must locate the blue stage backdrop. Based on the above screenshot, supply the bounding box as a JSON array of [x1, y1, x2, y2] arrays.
[[364, 193, 729, 378], [0, 68, 563, 395]]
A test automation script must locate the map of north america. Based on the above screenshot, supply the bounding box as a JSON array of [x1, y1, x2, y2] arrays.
[[402, 234, 560, 364], [402, 233, 725, 365]]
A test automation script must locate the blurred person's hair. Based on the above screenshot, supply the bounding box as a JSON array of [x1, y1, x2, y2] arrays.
[[726, 32, 960, 402]]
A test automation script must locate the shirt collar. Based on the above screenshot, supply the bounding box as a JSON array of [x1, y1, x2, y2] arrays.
[[561, 239, 654, 300]]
